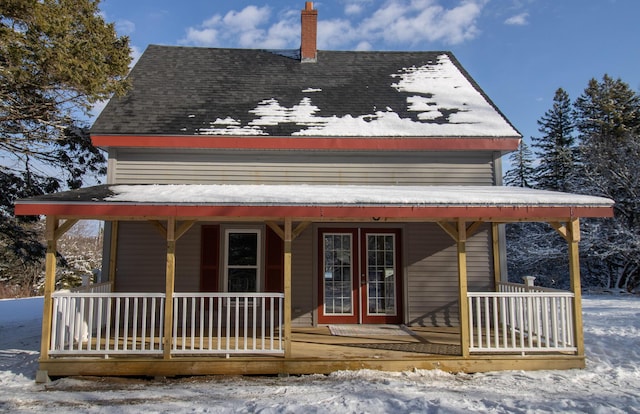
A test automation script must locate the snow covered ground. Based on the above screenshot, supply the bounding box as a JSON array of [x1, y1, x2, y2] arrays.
[[0, 295, 638, 413]]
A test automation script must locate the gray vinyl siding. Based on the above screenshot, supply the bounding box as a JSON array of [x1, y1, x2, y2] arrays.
[[114, 222, 202, 293], [114, 222, 165, 293], [108, 149, 496, 186], [405, 222, 493, 327]]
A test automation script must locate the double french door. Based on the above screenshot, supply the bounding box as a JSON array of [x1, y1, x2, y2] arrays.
[[318, 228, 402, 324]]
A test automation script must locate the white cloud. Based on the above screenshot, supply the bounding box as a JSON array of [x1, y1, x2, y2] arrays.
[[180, 1, 486, 50], [324, 0, 487, 49], [184, 27, 219, 45], [222, 5, 270, 31], [344, 0, 373, 15], [504, 12, 529, 26], [181, 5, 299, 49], [360, 0, 485, 46], [115, 19, 135, 36], [264, 20, 300, 49], [318, 19, 359, 49], [355, 40, 373, 51]]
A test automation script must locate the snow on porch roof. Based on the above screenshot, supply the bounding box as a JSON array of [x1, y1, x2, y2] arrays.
[[15, 184, 614, 220]]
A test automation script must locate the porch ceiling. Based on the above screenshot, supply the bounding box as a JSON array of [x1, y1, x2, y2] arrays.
[[15, 184, 613, 221], [15, 184, 614, 222]]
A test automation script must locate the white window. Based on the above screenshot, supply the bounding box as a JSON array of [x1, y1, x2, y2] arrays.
[[223, 229, 261, 292]]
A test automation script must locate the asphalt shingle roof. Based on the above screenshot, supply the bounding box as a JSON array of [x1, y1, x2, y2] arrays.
[[91, 46, 520, 138]]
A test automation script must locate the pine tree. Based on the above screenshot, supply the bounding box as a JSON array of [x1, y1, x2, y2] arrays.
[[504, 140, 535, 188], [574, 75, 640, 291], [504, 139, 569, 288], [0, 0, 131, 293], [531, 88, 576, 191]]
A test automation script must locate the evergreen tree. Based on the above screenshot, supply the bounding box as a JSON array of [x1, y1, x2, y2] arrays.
[[531, 88, 576, 191], [0, 0, 131, 293], [504, 140, 568, 288], [504, 140, 535, 188], [574, 75, 640, 291]]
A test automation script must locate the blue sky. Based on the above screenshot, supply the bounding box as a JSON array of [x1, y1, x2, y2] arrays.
[[99, 0, 639, 162]]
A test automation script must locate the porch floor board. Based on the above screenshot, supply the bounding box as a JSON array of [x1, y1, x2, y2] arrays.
[[39, 326, 585, 379], [290, 326, 462, 359]]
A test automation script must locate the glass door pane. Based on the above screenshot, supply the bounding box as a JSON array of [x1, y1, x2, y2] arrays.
[[366, 234, 396, 316], [323, 233, 353, 315]]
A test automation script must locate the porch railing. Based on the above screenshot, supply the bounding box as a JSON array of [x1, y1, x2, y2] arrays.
[[48, 290, 284, 357], [467, 290, 576, 354], [50, 292, 165, 356], [172, 293, 284, 355]]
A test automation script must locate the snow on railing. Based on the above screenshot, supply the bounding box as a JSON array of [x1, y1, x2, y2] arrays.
[[48, 291, 284, 357], [172, 293, 284, 356], [467, 291, 576, 354]]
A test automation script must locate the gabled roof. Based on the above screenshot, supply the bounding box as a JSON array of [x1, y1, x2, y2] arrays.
[[91, 46, 520, 140]]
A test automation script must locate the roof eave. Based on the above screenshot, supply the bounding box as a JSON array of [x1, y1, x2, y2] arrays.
[[14, 201, 613, 222], [90, 134, 522, 152]]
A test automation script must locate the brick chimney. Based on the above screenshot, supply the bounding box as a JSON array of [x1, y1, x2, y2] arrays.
[[300, 2, 317, 62]]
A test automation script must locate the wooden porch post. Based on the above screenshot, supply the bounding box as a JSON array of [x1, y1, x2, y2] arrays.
[[108, 221, 119, 289], [163, 217, 176, 359], [567, 218, 585, 357], [457, 219, 471, 358], [40, 216, 58, 362], [283, 217, 292, 358], [491, 223, 502, 288]]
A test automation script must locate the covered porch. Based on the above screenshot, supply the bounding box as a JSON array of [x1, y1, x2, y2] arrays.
[[14, 184, 613, 381]]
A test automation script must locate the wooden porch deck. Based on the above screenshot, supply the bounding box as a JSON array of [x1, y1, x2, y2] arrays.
[[38, 326, 584, 380], [290, 326, 461, 359]]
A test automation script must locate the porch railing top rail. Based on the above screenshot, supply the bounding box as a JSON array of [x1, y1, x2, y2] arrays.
[[52, 291, 164, 298], [497, 281, 569, 293], [469, 291, 574, 298], [53, 291, 285, 298], [173, 292, 285, 298]]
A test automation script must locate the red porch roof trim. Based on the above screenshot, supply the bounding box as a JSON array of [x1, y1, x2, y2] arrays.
[[91, 135, 521, 151], [14, 202, 613, 220]]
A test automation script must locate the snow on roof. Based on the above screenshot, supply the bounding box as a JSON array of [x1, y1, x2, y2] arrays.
[[91, 47, 521, 139], [104, 184, 613, 207], [195, 54, 519, 138]]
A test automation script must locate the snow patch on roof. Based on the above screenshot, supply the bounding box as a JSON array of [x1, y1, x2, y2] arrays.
[[212, 117, 241, 126], [391, 55, 513, 131], [249, 98, 324, 126], [104, 184, 613, 207], [197, 116, 266, 136]]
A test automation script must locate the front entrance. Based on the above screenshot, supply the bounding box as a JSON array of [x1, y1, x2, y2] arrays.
[[318, 228, 402, 324]]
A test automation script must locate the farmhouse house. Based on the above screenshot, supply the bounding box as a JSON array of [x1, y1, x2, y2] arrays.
[[16, 3, 613, 381]]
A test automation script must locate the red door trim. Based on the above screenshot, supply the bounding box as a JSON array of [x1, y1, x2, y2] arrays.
[[360, 228, 403, 324], [317, 228, 359, 324], [317, 228, 403, 325]]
